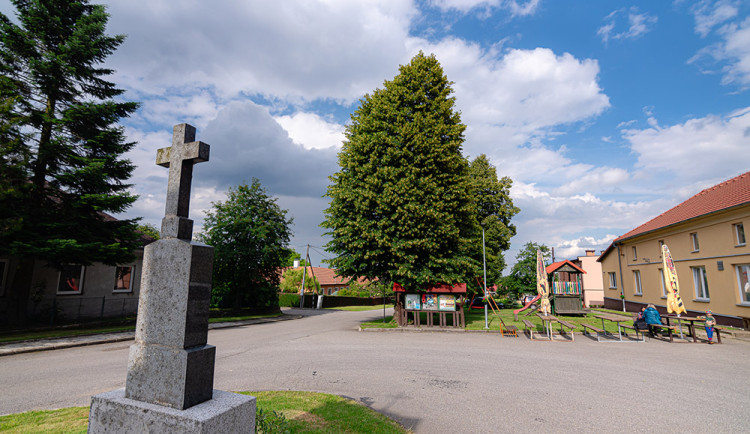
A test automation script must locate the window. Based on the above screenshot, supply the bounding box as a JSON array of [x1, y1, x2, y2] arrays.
[[632, 246, 637, 261], [737, 264, 750, 304], [734, 223, 746, 246], [608, 272, 617, 288], [57, 265, 85, 294], [692, 266, 709, 300], [114, 266, 135, 293], [659, 268, 666, 297], [0, 259, 8, 297], [690, 233, 700, 252], [633, 270, 642, 295]]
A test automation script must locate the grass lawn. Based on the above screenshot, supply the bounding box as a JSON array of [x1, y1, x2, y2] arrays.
[[359, 306, 635, 334], [0, 391, 409, 434]]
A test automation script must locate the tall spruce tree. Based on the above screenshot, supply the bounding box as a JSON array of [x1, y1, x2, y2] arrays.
[[468, 154, 519, 289], [0, 1, 139, 324], [322, 52, 477, 290]]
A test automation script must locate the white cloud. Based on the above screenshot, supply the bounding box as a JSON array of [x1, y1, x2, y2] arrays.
[[274, 112, 346, 150], [429, 0, 540, 17], [622, 107, 750, 184], [598, 7, 658, 44], [691, 0, 738, 37], [105, 0, 417, 104]]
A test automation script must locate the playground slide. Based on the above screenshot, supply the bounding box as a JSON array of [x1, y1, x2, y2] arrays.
[[513, 294, 541, 315]]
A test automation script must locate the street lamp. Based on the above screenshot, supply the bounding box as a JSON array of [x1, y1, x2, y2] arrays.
[[483, 225, 488, 329]]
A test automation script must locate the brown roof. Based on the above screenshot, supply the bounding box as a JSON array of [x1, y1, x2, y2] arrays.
[[598, 170, 750, 262], [281, 266, 371, 286], [616, 171, 750, 242]]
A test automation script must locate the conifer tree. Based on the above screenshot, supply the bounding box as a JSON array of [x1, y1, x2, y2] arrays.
[[0, 1, 139, 323], [323, 52, 477, 290]]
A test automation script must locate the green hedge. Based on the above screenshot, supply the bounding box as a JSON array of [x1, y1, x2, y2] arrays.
[[278, 293, 300, 307]]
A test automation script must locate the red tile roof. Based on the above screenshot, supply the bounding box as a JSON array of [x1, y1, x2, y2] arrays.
[[281, 266, 370, 286], [614, 171, 750, 243], [546, 260, 586, 274]]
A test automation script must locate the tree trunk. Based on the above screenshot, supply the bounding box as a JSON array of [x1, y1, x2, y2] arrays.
[[6, 257, 35, 326]]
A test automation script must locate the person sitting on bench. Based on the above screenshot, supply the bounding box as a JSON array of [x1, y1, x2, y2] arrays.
[[644, 304, 662, 337], [634, 306, 648, 331]]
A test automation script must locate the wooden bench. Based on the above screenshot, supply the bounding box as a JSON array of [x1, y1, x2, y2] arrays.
[[619, 323, 646, 342], [521, 319, 536, 339], [498, 318, 518, 337], [713, 326, 723, 343], [648, 323, 676, 342], [580, 323, 605, 341], [556, 319, 577, 342]]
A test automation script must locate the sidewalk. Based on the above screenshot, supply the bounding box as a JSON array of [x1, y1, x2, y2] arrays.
[[0, 313, 303, 357]]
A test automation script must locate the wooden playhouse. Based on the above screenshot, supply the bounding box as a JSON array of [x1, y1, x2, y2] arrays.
[[546, 260, 588, 315]]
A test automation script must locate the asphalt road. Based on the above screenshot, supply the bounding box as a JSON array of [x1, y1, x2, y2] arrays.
[[2, 308, 750, 433]]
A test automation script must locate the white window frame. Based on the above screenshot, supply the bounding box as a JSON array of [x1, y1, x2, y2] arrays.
[[57, 265, 85, 295], [734, 223, 746, 246], [0, 259, 8, 297], [690, 233, 700, 252], [113, 265, 136, 293], [659, 268, 666, 298], [608, 272, 617, 289], [736, 264, 750, 305], [633, 270, 643, 295], [691, 266, 709, 300], [632, 246, 637, 261]]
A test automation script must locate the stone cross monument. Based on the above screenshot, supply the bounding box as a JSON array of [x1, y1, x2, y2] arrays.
[[88, 124, 255, 433]]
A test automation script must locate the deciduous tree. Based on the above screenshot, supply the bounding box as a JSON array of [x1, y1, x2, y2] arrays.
[[322, 52, 476, 291], [502, 242, 551, 300], [199, 179, 293, 310]]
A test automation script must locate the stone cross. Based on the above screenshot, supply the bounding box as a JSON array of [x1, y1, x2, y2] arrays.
[[88, 123, 255, 433], [156, 124, 210, 240]]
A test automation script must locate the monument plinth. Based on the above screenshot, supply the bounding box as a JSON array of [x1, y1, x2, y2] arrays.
[[88, 124, 255, 433]]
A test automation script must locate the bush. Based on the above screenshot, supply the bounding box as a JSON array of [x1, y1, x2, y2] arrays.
[[278, 293, 300, 307], [256, 407, 290, 433]]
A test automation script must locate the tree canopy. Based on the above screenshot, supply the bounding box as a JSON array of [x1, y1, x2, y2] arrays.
[[467, 154, 519, 286], [199, 179, 293, 310], [322, 52, 478, 291], [500, 242, 551, 300], [0, 0, 139, 323], [279, 268, 320, 294]]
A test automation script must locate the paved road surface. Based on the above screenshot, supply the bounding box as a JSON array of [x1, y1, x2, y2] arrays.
[[2, 308, 750, 433]]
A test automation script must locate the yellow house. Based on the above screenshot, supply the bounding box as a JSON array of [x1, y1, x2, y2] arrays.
[[598, 171, 750, 327]]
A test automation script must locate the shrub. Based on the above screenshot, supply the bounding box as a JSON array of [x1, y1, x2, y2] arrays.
[[278, 293, 300, 307]]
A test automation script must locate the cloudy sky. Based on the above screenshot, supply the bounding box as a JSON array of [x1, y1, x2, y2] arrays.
[[5, 0, 749, 268]]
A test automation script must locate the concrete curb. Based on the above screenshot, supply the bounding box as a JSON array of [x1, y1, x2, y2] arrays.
[[0, 314, 303, 357]]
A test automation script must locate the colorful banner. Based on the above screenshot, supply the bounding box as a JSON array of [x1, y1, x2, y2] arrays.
[[537, 249, 551, 315], [662, 244, 687, 315]]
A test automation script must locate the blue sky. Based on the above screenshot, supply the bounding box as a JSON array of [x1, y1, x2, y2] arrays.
[[4, 0, 748, 269]]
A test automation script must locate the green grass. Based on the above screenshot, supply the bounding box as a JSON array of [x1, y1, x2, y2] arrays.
[[0, 391, 409, 434], [361, 315, 398, 328], [329, 304, 394, 312]]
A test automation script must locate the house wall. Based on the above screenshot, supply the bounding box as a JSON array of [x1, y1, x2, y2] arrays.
[[0, 252, 144, 322], [578, 253, 604, 307], [600, 205, 749, 327]]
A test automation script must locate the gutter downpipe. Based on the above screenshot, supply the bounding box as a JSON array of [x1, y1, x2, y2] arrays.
[[616, 243, 626, 312]]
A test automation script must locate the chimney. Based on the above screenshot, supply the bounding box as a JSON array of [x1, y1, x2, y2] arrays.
[[293, 259, 300, 268], [585, 250, 595, 256]]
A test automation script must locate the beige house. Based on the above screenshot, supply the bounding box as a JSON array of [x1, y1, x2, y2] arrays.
[[598, 171, 750, 327], [575, 250, 604, 308]]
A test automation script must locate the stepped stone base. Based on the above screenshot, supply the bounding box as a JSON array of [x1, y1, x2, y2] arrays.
[[88, 388, 255, 433]]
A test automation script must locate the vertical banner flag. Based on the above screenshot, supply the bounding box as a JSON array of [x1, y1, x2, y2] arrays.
[[537, 249, 551, 316], [662, 244, 687, 315]]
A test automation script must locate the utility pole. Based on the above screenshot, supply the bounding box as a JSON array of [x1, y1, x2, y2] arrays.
[[483, 226, 488, 329], [299, 244, 309, 308]]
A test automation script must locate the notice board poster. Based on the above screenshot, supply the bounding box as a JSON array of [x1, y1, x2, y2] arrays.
[[405, 294, 421, 310], [422, 294, 438, 311], [438, 295, 455, 311]]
